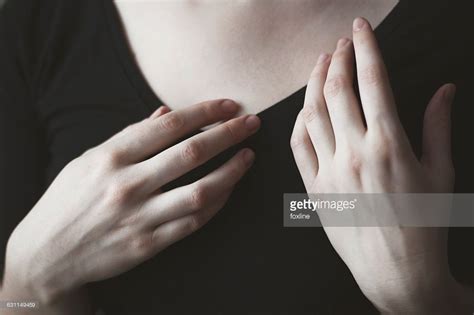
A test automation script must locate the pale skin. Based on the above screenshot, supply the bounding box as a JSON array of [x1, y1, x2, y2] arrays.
[[291, 18, 474, 314], [1, 4, 473, 315], [1, 100, 261, 314], [113, 0, 399, 113]]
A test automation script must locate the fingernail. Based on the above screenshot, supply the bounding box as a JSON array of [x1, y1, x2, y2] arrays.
[[353, 17, 366, 32], [317, 53, 330, 64], [337, 38, 351, 49], [242, 149, 255, 167], [221, 100, 239, 113], [245, 115, 261, 131], [444, 84, 456, 103]]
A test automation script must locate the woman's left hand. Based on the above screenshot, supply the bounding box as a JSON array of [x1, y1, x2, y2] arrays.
[[290, 17, 469, 314]]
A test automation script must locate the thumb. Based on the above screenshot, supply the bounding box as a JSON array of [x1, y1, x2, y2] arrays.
[[421, 84, 456, 185]]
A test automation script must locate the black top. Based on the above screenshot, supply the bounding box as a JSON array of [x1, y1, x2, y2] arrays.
[[0, 0, 472, 314]]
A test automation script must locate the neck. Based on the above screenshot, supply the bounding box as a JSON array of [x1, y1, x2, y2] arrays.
[[115, 0, 331, 47], [113, 0, 398, 113]]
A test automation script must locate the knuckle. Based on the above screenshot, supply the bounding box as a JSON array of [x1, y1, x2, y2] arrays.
[[368, 137, 393, 164], [202, 101, 219, 118], [182, 140, 204, 164], [302, 107, 316, 123], [368, 120, 392, 142], [186, 215, 203, 233], [223, 121, 240, 142], [342, 147, 363, 174], [372, 112, 393, 127], [159, 113, 184, 132], [119, 211, 141, 228], [359, 64, 385, 86], [129, 233, 154, 258], [105, 181, 136, 206], [100, 149, 123, 168], [370, 115, 404, 142], [290, 132, 305, 149], [190, 185, 209, 209], [324, 75, 350, 99], [309, 66, 325, 80], [302, 104, 323, 123], [331, 50, 346, 61]]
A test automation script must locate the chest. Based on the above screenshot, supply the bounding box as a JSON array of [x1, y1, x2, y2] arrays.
[[114, 1, 397, 114]]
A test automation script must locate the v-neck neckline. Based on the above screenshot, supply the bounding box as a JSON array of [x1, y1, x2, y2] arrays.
[[101, 0, 403, 119]]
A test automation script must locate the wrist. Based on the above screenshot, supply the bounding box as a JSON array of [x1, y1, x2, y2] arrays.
[[3, 266, 86, 309], [2, 274, 92, 315], [3, 263, 56, 306], [4, 234, 80, 306]]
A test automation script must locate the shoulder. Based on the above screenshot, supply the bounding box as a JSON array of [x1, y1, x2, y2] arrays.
[[0, 0, 106, 101]]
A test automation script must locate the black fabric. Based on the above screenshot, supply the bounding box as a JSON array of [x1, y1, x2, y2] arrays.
[[0, 0, 472, 314]]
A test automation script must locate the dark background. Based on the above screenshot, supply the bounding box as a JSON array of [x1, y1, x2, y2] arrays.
[[0, 1, 472, 313]]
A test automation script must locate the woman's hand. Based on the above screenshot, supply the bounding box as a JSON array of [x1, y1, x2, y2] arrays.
[[3, 99, 260, 306], [291, 18, 470, 314]]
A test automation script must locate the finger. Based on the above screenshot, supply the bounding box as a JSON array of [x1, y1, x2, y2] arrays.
[[324, 38, 365, 142], [290, 111, 318, 187], [139, 148, 254, 227], [101, 106, 170, 149], [149, 105, 170, 119], [150, 193, 228, 254], [352, 17, 399, 129], [421, 84, 455, 178], [107, 99, 240, 163], [139, 114, 260, 191], [303, 53, 335, 161]]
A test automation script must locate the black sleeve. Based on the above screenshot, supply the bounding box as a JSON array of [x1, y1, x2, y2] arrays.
[[0, 1, 48, 279]]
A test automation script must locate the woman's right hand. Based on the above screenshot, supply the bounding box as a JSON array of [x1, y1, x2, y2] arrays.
[[3, 99, 260, 305]]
